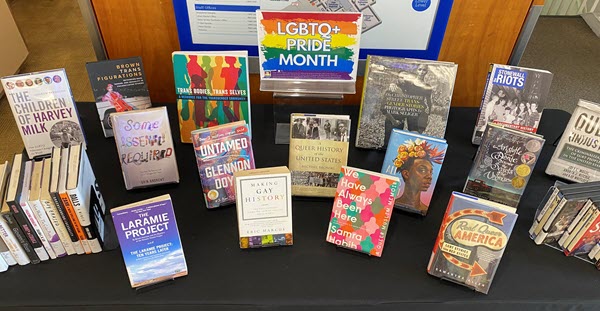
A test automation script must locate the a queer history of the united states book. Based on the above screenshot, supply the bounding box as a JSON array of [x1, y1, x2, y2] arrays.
[[1, 69, 85, 158]]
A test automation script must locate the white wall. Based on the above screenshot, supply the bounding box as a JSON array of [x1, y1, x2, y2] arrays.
[[0, 0, 28, 95]]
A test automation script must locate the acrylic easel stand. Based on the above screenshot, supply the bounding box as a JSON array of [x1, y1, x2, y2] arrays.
[[134, 277, 176, 293], [334, 245, 374, 259]]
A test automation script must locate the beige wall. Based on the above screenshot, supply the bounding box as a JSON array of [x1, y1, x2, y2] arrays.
[[0, 0, 28, 94]]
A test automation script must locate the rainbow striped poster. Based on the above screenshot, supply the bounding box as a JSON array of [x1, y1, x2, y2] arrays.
[[256, 11, 362, 83]]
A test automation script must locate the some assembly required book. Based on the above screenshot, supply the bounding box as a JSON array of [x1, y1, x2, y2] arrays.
[[111, 194, 188, 288], [1, 69, 86, 158], [234, 167, 293, 249]]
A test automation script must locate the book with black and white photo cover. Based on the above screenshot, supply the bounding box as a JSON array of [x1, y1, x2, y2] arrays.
[[472, 64, 553, 145], [546, 99, 600, 183], [427, 192, 517, 294], [112, 107, 180, 189], [111, 194, 188, 288], [1, 69, 86, 158], [86, 57, 152, 137], [464, 123, 544, 208], [234, 167, 293, 249], [289, 114, 350, 197], [356, 55, 457, 149]]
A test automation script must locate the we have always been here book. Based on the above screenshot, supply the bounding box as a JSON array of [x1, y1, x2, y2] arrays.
[[172, 51, 251, 143], [1, 69, 85, 158], [111, 194, 187, 288]]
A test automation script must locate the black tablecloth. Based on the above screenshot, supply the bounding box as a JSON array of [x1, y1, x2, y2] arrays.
[[2, 102, 599, 311]]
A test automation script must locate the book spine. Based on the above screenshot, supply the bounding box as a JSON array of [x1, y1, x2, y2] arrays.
[[566, 209, 600, 254], [559, 202, 593, 247], [472, 65, 494, 145], [0, 217, 30, 265], [0, 255, 7, 272], [7, 200, 48, 261], [2, 213, 39, 264], [50, 191, 84, 254], [41, 198, 75, 255], [29, 200, 67, 257], [68, 188, 102, 253], [588, 243, 600, 259], [20, 202, 56, 259], [59, 192, 91, 254], [0, 234, 16, 266]]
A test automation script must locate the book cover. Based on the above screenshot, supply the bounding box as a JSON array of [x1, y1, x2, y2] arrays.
[[566, 200, 600, 256], [234, 167, 293, 249], [427, 192, 518, 294], [1, 69, 86, 158], [256, 11, 362, 85], [326, 166, 399, 257], [86, 57, 152, 137], [172, 51, 251, 143], [464, 124, 545, 208], [472, 64, 553, 145], [289, 114, 350, 197], [546, 99, 600, 183], [0, 162, 21, 266], [356, 55, 457, 149], [381, 129, 447, 215], [111, 194, 188, 288], [111, 107, 179, 189], [191, 121, 255, 209]]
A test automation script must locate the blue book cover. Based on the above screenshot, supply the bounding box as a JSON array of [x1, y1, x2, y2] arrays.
[[381, 129, 447, 215], [111, 194, 187, 288]]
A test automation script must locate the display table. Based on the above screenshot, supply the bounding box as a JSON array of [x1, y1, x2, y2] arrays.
[[1, 102, 598, 311]]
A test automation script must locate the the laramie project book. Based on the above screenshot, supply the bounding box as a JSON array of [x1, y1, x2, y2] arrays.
[[289, 114, 350, 197]]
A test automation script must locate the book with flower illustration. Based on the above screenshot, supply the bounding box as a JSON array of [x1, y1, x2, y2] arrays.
[[326, 166, 400, 257], [191, 121, 255, 209], [381, 129, 447, 216]]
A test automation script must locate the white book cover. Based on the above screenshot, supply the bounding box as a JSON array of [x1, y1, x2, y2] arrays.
[[112, 107, 179, 189], [0, 217, 29, 265], [1, 69, 86, 158], [20, 161, 53, 260], [59, 148, 90, 254], [546, 99, 600, 183]]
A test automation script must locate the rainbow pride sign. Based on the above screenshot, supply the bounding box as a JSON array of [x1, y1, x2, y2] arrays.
[[256, 11, 362, 83]]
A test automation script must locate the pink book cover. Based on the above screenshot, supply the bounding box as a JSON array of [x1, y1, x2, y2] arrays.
[[326, 166, 399, 257]]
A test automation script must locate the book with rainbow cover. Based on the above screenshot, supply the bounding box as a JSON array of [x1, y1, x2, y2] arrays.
[[191, 121, 255, 209], [326, 166, 399, 257]]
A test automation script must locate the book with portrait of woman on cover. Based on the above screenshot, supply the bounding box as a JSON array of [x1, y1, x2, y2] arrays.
[[381, 129, 447, 215], [355, 55, 457, 150], [86, 57, 152, 137]]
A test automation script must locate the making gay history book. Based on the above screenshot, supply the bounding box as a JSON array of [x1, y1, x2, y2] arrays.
[[191, 121, 255, 209], [86, 56, 152, 137], [381, 129, 447, 215], [111, 194, 188, 288], [1, 69, 86, 158], [427, 192, 518, 294], [326, 166, 399, 257], [172, 51, 251, 143]]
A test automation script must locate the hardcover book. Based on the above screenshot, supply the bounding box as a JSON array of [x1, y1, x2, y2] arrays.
[[191, 121, 255, 209], [565, 200, 600, 256], [1, 69, 86, 158], [172, 51, 251, 143], [381, 129, 447, 215], [111, 107, 180, 189], [472, 64, 553, 145], [546, 99, 600, 183], [356, 55, 458, 149], [289, 114, 350, 197], [111, 194, 188, 288], [234, 167, 293, 249], [86, 57, 152, 137], [464, 124, 545, 208], [326, 166, 400, 257], [427, 192, 518, 294]]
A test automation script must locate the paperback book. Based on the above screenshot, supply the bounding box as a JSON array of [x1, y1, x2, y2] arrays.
[[464, 124, 545, 208], [564, 199, 600, 256], [111, 107, 180, 189], [427, 192, 518, 294], [546, 99, 600, 183], [289, 114, 350, 197], [191, 121, 255, 209], [234, 167, 293, 249], [86, 57, 152, 137], [472, 64, 553, 145], [381, 129, 447, 215], [356, 55, 458, 149], [326, 166, 400, 257], [172, 51, 251, 143], [111, 194, 188, 288], [1, 69, 86, 158]]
